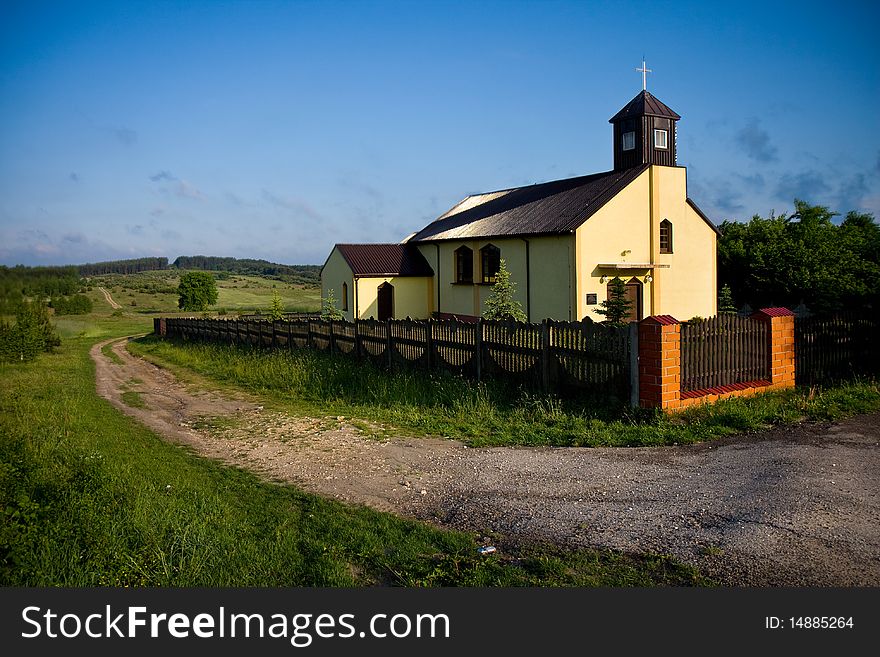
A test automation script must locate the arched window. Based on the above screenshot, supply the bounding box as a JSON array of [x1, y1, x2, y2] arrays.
[[341, 282, 348, 311], [454, 246, 473, 283], [660, 219, 673, 254], [480, 244, 501, 284]]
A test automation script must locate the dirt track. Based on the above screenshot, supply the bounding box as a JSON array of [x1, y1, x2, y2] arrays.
[[98, 287, 122, 309], [92, 336, 880, 586]]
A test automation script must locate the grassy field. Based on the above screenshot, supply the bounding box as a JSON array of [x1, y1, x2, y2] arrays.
[[130, 337, 880, 448], [0, 311, 708, 586], [85, 270, 321, 315]]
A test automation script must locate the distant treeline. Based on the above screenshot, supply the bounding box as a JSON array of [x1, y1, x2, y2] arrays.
[[79, 257, 169, 276], [0, 265, 83, 314], [172, 256, 320, 284]]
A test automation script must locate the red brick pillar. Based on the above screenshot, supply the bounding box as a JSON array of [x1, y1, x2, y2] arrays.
[[638, 315, 681, 410], [752, 308, 795, 390]]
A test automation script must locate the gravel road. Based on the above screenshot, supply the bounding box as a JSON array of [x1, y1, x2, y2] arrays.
[[94, 337, 880, 586]]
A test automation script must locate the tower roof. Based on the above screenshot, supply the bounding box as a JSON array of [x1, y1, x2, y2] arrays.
[[609, 90, 680, 123]]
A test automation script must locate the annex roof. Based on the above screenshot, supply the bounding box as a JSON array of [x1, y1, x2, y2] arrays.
[[609, 90, 681, 122], [332, 243, 434, 277], [409, 165, 650, 242]]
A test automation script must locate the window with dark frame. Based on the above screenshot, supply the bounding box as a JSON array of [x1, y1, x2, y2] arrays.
[[660, 219, 673, 253], [341, 282, 348, 311], [454, 245, 473, 283], [622, 131, 635, 151], [480, 244, 501, 284]]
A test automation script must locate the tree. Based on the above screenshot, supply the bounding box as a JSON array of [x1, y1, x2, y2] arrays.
[[177, 271, 218, 311], [718, 284, 736, 314], [0, 300, 61, 363], [718, 200, 880, 314], [482, 259, 527, 322], [321, 288, 344, 320], [595, 277, 633, 327], [267, 288, 285, 321]]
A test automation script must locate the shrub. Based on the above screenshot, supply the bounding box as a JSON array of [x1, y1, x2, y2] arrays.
[[177, 272, 218, 311], [0, 300, 61, 363], [49, 294, 93, 315]]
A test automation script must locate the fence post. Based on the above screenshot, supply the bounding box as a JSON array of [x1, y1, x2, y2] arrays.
[[354, 320, 362, 358], [475, 318, 483, 381], [425, 319, 433, 371], [541, 319, 550, 392], [307, 318, 313, 350], [329, 319, 335, 354], [751, 308, 796, 390], [628, 321, 639, 408], [638, 316, 681, 410], [386, 318, 393, 370]]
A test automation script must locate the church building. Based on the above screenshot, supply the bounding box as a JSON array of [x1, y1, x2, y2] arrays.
[[322, 78, 719, 323]]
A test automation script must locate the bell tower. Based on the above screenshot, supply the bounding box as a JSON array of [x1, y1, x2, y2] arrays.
[[609, 69, 680, 171]]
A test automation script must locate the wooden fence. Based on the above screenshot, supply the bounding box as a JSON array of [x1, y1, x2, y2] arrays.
[[680, 314, 770, 392], [157, 316, 634, 400], [795, 312, 880, 385]]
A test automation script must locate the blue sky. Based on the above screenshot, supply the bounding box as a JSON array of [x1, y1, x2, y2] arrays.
[[1, 0, 878, 267]]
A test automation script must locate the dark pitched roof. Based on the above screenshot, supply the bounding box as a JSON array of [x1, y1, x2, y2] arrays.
[[686, 198, 722, 236], [410, 165, 649, 242], [609, 90, 680, 122], [332, 243, 434, 277]]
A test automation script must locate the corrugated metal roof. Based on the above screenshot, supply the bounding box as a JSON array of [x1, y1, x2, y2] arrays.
[[409, 165, 649, 242], [334, 243, 434, 277], [609, 90, 681, 122]]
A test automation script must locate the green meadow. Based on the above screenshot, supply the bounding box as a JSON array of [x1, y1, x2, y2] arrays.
[[1, 310, 707, 586]]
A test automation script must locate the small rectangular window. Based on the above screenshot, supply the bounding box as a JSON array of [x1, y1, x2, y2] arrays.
[[654, 129, 668, 149], [622, 131, 635, 151]]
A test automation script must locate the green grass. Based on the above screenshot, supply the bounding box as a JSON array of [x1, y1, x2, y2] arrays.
[[129, 337, 880, 448], [0, 314, 708, 586], [100, 341, 125, 365], [86, 271, 321, 315], [120, 390, 146, 409]]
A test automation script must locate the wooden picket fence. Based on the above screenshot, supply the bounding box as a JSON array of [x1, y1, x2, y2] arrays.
[[795, 312, 880, 385], [680, 314, 770, 392], [157, 316, 634, 400]]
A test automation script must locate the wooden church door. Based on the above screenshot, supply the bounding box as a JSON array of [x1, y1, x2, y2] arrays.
[[377, 282, 394, 321], [623, 278, 642, 322]]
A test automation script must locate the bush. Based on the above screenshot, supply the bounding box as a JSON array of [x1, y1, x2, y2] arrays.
[[0, 300, 61, 362], [50, 294, 93, 315], [177, 272, 218, 311]]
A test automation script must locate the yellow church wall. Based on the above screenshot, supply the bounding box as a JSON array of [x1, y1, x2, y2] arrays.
[[651, 166, 718, 320], [417, 239, 544, 318], [320, 248, 355, 322], [574, 165, 717, 322], [526, 235, 574, 320], [575, 168, 652, 321], [356, 276, 433, 320]]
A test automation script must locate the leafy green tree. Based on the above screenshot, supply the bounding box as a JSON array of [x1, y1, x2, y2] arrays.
[[482, 259, 527, 322], [595, 277, 633, 327], [0, 300, 61, 363], [268, 289, 285, 321], [321, 288, 344, 320], [718, 200, 880, 314], [718, 284, 736, 314], [177, 271, 218, 311]]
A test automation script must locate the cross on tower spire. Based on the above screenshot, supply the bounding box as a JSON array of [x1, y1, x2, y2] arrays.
[[636, 58, 652, 91]]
